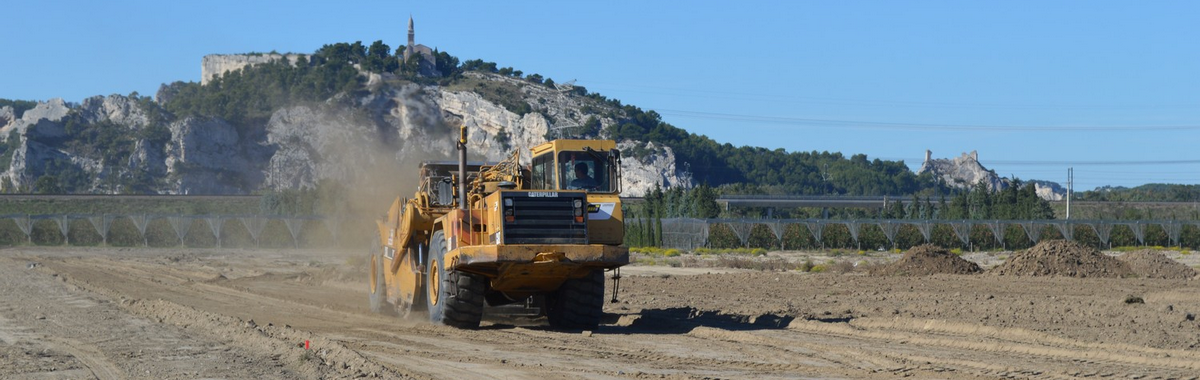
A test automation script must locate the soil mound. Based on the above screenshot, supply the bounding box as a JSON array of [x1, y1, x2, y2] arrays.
[[1118, 250, 1197, 279], [990, 240, 1133, 278], [870, 244, 982, 276]]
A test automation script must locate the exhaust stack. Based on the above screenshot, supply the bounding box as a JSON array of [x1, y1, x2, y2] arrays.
[[457, 125, 468, 211]]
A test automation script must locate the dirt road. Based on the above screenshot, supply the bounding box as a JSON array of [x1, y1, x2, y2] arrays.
[[2, 247, 1198, 379]]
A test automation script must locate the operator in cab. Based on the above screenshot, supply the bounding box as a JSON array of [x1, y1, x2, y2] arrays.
[[569, 162, 597, 190]]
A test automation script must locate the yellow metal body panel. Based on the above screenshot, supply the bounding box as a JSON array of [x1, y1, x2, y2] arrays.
[[585, 192, 624, 245], [444, 244, 629, 294], [530, 139, 618, 156]]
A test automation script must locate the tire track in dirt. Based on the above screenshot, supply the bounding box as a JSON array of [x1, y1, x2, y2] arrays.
[[40, 337, 124, 380], [39, 256, 895, 379], [23, 249, 1200, 379], [786, 317, 1200, 377], [35, 258, 424, 380]]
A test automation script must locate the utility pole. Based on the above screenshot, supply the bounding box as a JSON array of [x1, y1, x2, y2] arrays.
[[1066, 167, 1073, 220]]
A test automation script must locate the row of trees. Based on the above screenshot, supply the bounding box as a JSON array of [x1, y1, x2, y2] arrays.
[[598, 104, 945, 196], [1078, 184, 1200, 202], [937, 179, 1055, 220], [460, 59, 563, 90], [625, 185, 721, 247]]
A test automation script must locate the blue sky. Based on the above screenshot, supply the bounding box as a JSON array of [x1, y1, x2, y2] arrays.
[[3, 1, 1199, 191]]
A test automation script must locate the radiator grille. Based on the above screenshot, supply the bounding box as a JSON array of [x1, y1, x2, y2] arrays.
[[502, 192, 587, 245]]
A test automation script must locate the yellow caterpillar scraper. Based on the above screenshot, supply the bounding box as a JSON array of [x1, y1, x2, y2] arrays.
[[368, 126, 628, 329]]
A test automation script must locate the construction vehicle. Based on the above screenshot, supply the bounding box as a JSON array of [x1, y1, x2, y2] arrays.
[[368, 126, 628, 329]]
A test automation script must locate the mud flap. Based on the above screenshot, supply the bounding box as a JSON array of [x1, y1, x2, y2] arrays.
[[608, 267, 621, 303]]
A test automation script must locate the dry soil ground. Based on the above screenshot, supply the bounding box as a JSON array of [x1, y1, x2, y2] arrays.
[[2, 246, 1199, 379]]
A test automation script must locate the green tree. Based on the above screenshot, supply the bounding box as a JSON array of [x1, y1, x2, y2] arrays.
[[689, 184, 721, 218], [580, 116, 601, 137], [33, 175, 61, 194], [363, 40, 398, 73]]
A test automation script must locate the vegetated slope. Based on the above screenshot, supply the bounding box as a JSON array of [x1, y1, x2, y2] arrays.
[[1076, 183, 1200, 202]]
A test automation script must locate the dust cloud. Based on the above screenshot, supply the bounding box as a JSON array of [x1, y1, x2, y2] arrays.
[[306, 83, 460, 248]]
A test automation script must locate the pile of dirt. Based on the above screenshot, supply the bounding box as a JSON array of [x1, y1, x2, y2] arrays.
[[869, 244, 982, 276], [1118, 250, 1197, 279], [990, 240, 1133, 278]]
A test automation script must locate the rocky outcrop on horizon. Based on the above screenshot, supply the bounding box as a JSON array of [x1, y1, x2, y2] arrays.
[[918, 150, 1004, 190], [918, 149, 1066, 201]]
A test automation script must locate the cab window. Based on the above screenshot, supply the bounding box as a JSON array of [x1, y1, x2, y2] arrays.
[[530, 153, 554, 190], [558, 151, 612, 192]]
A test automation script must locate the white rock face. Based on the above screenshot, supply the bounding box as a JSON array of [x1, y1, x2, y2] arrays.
[[438, 89, 549, 162], [164, 117, 268, 194], [917, 150, 1004, 190], [0, 106, 13, 132], [1030, 180, 1067, 201], [201, 54, 305, 85], [79, 95, 150, 129], [0, 98, 71, 140], [5, 140, 70, 190], [618, 141, 691, 196]]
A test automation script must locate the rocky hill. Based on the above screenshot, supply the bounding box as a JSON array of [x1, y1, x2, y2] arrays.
[[0, 66, 689, 197], [917, 150, 1065, 201], [4, 46, 1054, 203]]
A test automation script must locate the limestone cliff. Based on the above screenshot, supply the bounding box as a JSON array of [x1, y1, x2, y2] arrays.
[[0, 69, 690, 196]]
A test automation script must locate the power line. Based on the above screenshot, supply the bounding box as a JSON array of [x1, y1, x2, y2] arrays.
[[654, 109, 1200, 132], [982, 159, 1200, 166], [583, 81, 1200, 110]]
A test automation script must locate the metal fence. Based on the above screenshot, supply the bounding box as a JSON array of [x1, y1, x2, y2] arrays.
[[631, 218, 1200, 250]]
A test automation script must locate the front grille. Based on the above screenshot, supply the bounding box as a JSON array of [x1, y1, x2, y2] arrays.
[[502, 192, 587, 245]]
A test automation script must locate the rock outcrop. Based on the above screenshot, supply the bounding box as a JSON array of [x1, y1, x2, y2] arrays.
[[1028, 180, 1067, 201], [918, 150, 1003, 190], [918, 150, 1066, 201], [0, 106, 14, 132], [165, 116, 271, 194]]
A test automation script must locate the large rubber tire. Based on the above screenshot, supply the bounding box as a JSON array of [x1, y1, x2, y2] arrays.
[[368, 245, 391, 315], [426, 230, 485, 329], [546, 269, 606, 330]]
